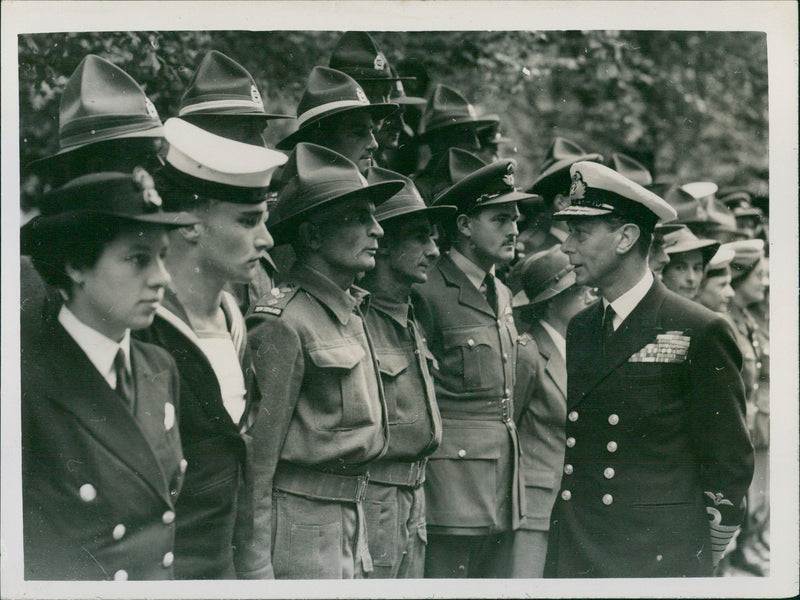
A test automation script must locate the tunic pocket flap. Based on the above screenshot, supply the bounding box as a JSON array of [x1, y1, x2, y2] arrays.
[[377, 352, 410, 377], [430, 428, 502, 460], [524, 469, 555, 490], [443, 327, 494, 350], [308, 344, 365, 371]]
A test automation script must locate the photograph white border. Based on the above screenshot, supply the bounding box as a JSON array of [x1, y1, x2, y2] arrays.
[[2, 2, 797, 598]]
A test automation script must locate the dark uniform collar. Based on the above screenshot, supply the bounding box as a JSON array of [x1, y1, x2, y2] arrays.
[[290, 263, 370, 326], [369, 292, 412, 328]]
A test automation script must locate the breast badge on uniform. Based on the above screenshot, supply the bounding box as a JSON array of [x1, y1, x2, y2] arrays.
[[628, 331, 691, 363]]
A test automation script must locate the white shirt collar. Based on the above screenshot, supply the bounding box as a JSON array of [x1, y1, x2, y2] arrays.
[[449, 248, 496, 292], [602, 270, 654, 331], [538, 319, 566, 360], [58, 305, 131, 389]]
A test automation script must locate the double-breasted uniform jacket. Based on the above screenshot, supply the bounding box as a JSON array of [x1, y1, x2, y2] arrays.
[[134, 289, 261, 579], [243, 263, 389, 577], [414, 253, 524, 535], [546, 278, 754, 577], [514, 320, 568, 532], [22, 316, 185, 580]]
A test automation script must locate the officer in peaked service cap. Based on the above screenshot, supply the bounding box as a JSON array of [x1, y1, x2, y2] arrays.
[[414, 159, 536, 578], [544, 161, 753, 578]]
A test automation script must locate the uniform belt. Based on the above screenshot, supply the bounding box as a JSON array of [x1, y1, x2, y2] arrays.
[[436, 397, 514, 423], [273, 461, 369, 503], [368, 458, 427, 489]]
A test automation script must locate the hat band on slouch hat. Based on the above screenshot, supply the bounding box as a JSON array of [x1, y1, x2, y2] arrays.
[[58, 115, 164, 151], [179, 98, 268, 117], [297, 99, 373, 128]]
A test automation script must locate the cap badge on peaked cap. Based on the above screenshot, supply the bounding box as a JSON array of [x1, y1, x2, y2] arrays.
[[502, 163, 515, 187], [132, 166, 162, 208], [570, 171, 587, 200]]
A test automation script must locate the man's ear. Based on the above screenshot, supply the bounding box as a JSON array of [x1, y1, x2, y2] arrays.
[[455, 213, 472, 238], [177, 223, 202, 243], [298, 221, 321, 252], [615, 223, 641, 255]]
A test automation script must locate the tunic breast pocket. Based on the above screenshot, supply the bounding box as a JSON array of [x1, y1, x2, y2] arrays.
[[308, 343, 379, 431], [442, 327, 497, 391], [378, 352, 420, 425]]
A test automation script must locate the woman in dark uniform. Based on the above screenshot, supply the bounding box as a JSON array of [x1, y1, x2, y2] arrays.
[[21, 170, 196, 580]]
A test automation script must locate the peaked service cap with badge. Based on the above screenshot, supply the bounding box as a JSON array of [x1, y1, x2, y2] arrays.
[[423, 148, 488, 203], [416, 84, 498, 143], [528, 137, 603, 198], [511, 244, 577, 308], [553, 161, 677, 232], [179, 50, 291, 120], [365, 166, 456, 223], [28, 55, 163, 169], [660, 226, 720, 266], [433, 158, 536, 214], [156, 118, 287, 205], [329, 31, 412, 82], [611, 152, 653, 187], [21, 169, 198, 254], [269, 143, 404, 244], [276, 67, 399, 151]]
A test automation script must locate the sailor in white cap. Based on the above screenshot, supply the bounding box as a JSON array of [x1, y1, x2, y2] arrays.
[[136, 118, 286, 579], [544, 161, 753, 578]]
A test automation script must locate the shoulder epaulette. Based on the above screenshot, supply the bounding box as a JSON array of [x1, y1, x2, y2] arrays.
[[250, 283, 299, 318]]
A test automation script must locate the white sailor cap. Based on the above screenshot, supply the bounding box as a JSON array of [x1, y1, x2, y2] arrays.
[[164, 118, 287, 190], [553, 161, 677, 230]]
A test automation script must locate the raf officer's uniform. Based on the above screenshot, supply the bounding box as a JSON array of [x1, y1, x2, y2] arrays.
[[415, 159, 536, 578], [545, 161, 754, 578], [244, 144, 404, 579]]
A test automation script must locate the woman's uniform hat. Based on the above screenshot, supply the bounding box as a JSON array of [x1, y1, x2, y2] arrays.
[[329, 31, 412, 82], [661, 226, 720, 266], [389, 66, 426, 106], [611, 152, 653, 188], [276, 67, 398, 151], [269, 143, 404, 244], [21, 169, 198, 253], [511, 244, 577, 308], [728, 238, 766, 282], [528, 137, 604, 198], [365, 166, 456, 223], [706, 243, 736, 274], [158, 118, 287, 204], [28, 55, 163, 169], [415, 84, 497, 143], [553, 161, 677, 232], [478, 115, 514, 149], [433, 158, 537, 214], [178, 50, 290, 120]]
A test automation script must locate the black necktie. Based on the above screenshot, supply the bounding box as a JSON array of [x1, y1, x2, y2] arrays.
[[114, 348, 134, 411], [483, 273, 498, 316], [602, 304, 616, 355]]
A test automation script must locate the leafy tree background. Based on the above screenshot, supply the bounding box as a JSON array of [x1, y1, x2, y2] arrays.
[[18, 30, 768, 210]]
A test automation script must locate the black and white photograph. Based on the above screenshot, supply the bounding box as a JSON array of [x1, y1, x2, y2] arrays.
[[2, 2, 797, 599]]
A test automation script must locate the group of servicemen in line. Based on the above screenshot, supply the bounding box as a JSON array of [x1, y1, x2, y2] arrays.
[[19, 31, 767, 582]]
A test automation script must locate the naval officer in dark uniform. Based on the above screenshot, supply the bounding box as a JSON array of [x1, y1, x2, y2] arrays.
[[545, 161, 754, 577]]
